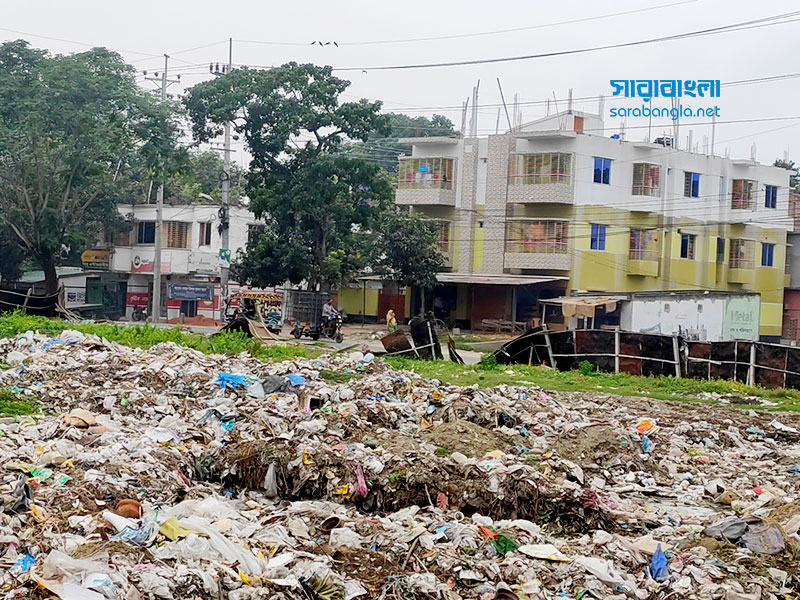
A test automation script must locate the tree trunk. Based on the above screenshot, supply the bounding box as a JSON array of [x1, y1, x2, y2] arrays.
[[41, 250, 59, 295], [420, 287, 426, 316]]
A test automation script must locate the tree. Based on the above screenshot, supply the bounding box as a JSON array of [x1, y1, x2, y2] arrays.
[[374, 210, 445, 293], [0, 41, 182, 292], [184, 62, 394, 289], [344, 112, 457, 172], [0, 226, 25, 282], [774, 158, 800, 192]]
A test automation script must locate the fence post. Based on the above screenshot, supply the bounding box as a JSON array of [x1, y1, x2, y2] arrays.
[[672, 336, 681, 378], [544, 331, 557, 369], [748, 343, 756, 386], [614, 329, 620, 374]]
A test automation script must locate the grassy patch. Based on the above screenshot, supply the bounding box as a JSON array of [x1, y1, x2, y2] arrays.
[[0, 311, 321, 362], [451, 333, 511, 352], [319, 369, 358, 384], [384, 356, 800, 411], [0, 389, 40, 416]]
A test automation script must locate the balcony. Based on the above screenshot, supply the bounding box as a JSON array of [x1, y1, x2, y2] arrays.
[[507, 182, 574, 204], [504, 251, 571, 270], [728, 266, 755, 284], [504, 221, 570, 270], [628, 256, 659, 276], [395, 186, 456, 206]]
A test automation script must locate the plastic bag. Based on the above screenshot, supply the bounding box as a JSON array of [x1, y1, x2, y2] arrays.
[[215, 372, 246, 389], [264, 462, 278, 498], [649, 544, 669, 582]]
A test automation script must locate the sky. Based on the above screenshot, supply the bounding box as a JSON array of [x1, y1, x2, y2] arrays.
[[2, 0, 799, 167]]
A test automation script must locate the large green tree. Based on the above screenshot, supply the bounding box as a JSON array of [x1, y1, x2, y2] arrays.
[[374, 210, 446, 290], [184, 62, 393, 289], [344, 112, 457, 172], [0, 41, 182, 292]]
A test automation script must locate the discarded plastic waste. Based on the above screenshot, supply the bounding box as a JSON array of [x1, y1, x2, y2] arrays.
[[1, 326, 800, 599]]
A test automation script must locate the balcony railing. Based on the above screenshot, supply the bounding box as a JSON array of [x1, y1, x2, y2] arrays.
[[508, 173, 571, 186], [729, 257, 754, 269], [629, 248, 658, 261], [731, 198, 754, 210], [505, 240, 568, 254], [397, 178, 453, 190]]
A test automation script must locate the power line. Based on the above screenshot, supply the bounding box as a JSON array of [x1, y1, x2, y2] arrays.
[[330, 11, 800, 71], [0, 26, 161, 57], [236, 0, 700, 47]]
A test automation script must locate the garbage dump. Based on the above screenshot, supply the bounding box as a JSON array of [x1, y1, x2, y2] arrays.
[[1, 329, 800, 599]]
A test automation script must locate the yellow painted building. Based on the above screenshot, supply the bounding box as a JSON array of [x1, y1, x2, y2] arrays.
[[347, 110, 793, 337]]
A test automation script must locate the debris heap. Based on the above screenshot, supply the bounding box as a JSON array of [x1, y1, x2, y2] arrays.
[[1, 329, 799, 599]]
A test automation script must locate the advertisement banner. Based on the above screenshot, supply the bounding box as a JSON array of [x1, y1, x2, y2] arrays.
[[168, 283, 214, 301], [126, 292, 149, 307], [81, 249, 111, 270], [131, 255, 171, 273]]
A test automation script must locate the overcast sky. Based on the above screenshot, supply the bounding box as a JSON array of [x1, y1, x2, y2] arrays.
[[2, 0, 799, 166]]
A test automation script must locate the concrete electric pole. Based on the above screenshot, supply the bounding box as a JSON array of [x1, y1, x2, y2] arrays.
[[221, 38, 233, 303], [144, 55, 180, 323], [211, 38, 234, 312]]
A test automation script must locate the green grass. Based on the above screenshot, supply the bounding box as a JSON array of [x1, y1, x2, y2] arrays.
[[450, 333, 511, 352], [319, 369, 358, 384], [0, 311, 321, 362], [0, 389, 40, 416], [384, 356, 800, 411]]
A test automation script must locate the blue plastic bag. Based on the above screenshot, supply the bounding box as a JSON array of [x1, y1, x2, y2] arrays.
[[649, 544, 669, 582], [216, 372, 246, 389], [287, 373, 306, 386]]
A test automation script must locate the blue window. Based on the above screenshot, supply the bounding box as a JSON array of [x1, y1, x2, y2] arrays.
[[590, 224, 607, 250], [761, 242, 775, 266], [765, 185, 778, 209], [593, 157, 611, 184], [137, 221, 155, 244], [680, 234, 695, 259], [684, 172, 700, 197]]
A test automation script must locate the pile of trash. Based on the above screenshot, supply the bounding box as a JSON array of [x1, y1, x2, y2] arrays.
[[1, 329, 800, 600]]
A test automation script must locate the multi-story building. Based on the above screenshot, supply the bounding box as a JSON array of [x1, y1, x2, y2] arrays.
[[90, 203, 260, 321], [364, 109, 793, 338], [782, 192, 800, 340]]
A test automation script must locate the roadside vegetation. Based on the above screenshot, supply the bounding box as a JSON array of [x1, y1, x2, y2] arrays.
[[0, 389, 40, 417], [0, 312, 321, 362], [384, 355, 800, 411]]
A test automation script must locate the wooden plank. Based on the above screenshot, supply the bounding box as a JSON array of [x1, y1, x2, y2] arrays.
[[672, 336, 681, 378]]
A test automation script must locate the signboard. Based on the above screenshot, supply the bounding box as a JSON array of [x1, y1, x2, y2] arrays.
[[126, 292, 149, 307], [188, 252, 220, 275], [218, 248, 231, 269], [81, 249, 111, 271], [131, 256, 171, 273], [168, 283, 213, 301], [723, 296, 760, 341]]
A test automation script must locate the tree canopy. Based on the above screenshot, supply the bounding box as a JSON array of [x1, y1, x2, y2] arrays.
[[184, 62, 394, 289], [0, 40, 182, 292], [344, 112, 457, 172], [374, 210, 446, 289]]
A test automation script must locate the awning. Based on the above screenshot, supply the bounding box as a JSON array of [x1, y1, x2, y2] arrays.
[[357, 273, 567, 286], [541, 295, 625, 318], [434, 273, 567, 286]]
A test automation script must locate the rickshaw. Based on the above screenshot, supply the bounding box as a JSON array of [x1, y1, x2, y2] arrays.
[[226, 290, 283, 335]]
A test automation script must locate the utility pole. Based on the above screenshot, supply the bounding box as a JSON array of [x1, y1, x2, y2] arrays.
[[221, 38, 233, 303], [210, 38, 233, 310], [144, 55, 180, 323]]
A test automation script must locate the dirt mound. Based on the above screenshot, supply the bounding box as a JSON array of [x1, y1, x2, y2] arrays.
[[422, 419, 509, 457]]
